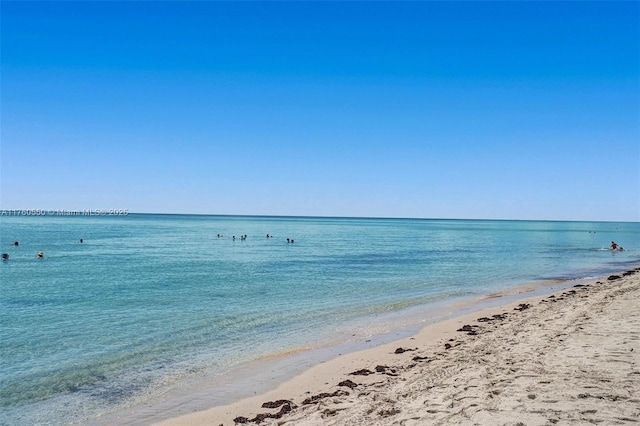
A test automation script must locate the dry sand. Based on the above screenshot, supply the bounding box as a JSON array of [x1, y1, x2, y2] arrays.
[[156, 268, 640, 426]]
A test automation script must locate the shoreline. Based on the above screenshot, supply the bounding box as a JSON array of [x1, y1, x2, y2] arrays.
[[138, 265, 640, 426], [101, 277, 589, 425]]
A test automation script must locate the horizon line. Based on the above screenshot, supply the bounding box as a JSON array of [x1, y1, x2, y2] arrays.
[[1, 208, 637, 224]]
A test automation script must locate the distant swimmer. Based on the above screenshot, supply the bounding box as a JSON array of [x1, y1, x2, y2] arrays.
[[79, 238, 83, 243], [12, 241, 19, 247], [2, 253, 8, 261], [36, 251, 44, 259]]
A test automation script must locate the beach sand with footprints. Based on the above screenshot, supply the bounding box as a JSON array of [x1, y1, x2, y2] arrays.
[[157, 268, 640, 426]]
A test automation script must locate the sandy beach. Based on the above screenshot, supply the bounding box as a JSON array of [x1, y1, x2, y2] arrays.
[[156, 268, 640, 426]]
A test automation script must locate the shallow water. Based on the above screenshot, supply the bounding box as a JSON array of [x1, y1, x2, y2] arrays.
[[1, 215, 638, 424]]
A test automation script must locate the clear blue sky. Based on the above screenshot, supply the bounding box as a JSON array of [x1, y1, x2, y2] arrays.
[[2, 1, 639, 221]]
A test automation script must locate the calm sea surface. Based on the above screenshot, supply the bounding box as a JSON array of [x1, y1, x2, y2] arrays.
[[1, 214, 639, 424]]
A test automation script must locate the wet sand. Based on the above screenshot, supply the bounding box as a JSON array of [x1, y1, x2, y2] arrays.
[[156, 268, 640, 425]]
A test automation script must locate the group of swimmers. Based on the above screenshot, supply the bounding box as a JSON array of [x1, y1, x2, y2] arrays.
[[266, 234, 294, 243], [2, 241, 23, 260], [215, 233, 295, 243], [1, 238, 85, 261], [1, 251, 44, 260], [1, 243, 45, 260], [1, 237, 627, 261], [216, 234, 249, 241]]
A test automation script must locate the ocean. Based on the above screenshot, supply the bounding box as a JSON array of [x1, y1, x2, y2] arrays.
[[1, 214, 638, 425]]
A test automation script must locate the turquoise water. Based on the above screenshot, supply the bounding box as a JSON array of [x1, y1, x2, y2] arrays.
[[1, 214, 639, 425]]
